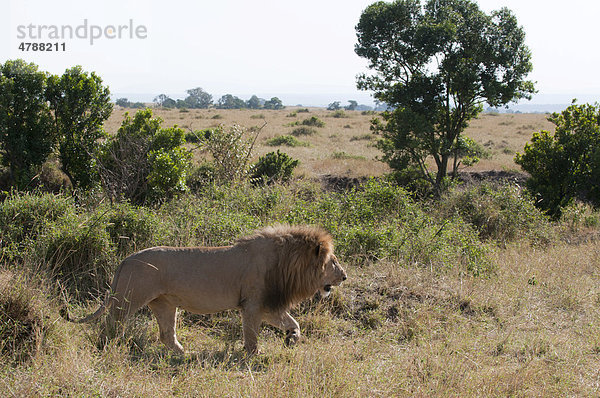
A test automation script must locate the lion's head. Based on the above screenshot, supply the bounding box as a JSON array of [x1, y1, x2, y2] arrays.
[[318, 253, 346, 298], [241, 225, 347, 312]]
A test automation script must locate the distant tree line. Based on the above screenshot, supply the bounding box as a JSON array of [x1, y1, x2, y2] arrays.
[[326, 100, 387, 112], [150, 88, 284, 110]]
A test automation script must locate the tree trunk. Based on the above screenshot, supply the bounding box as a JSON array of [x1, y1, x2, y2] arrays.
[[435, 153, 449, 195]]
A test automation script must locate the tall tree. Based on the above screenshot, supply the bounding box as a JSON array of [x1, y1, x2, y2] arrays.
[[263, 97, 284, 110], [184, 87, 212, 108], [0, 59, 54, 188], [355, 0, 535, 191], [47, 66, 113, 189], [217, 94, 246, 109]]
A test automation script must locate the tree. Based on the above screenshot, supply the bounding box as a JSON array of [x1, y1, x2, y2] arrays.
[[0, 59, 54, 188], [154, 94, 176, 108], [246, 95, 262, 109], [116, 98, 130, 107], [46, 66, 113, 189], [217, 94, 246, 109], [355, 0, 535, 192], [183, 87, 212, 108], [327, 101, 341, 111], [345, 100, 358, 111], [263, 97, 284, 110], [515, 102, 600, 217]]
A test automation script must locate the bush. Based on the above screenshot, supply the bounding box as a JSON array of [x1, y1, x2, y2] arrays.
[[291, 126, 317, 136], [438, 183, 552, 245], [185, 128, 212, 144], [0, 193, 75, 261], [35, 211, 115, 300], [251, 150, 299, 185], [98, 109, 192, 203], [266, 135, 309, 147], [515, 102, 600, 217], [332, 110, 348, 118], [105, 202, 163, 256], [202, 125, 256, 182], [301, 116, 325, 127]]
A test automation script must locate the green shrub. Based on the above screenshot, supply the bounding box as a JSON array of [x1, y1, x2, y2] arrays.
[[184, 128, 212, 144], [203, 125, 256, 182], [98, 109, 192, 203], [35, 211, 115, 300], [0, 193, 75, 261], [266, 135, 309, 147], [301, 116, 325, 127], [332, 151, 366, 160], [438, 183, 552, 245], [515, 102, 600, 217], [105, 202, 163, 256], [332, 110, 348, 118], [291, 126, 317, 136], [251, 150, 299, 185]]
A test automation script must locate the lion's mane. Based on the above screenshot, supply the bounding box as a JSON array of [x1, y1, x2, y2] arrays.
[[235, 225, 333, 312]]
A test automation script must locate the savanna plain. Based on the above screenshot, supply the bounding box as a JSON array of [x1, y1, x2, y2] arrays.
[[3, 107, 600, 397]]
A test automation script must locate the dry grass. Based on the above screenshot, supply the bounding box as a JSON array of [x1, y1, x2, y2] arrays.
[[106, 108, 553, 178], [2, 238, 600, 396]]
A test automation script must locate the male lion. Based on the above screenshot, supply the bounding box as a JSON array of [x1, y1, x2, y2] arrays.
[[68, 225, 347, 354]]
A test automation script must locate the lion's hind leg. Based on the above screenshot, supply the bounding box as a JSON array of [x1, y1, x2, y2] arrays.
[[148, 296, 184, 354]]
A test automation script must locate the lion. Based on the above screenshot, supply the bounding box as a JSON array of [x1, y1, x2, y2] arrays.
[[66, 225, 347, 354]]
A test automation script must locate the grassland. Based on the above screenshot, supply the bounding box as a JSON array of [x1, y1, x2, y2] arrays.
[[4, 107, 600, 397], [104, 107, 554, 178]]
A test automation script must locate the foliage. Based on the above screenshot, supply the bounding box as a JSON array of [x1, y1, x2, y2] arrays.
[[301, 116, 325, 127], [246, 95, 262, 109], [437, 183, 552, 245], [453, 136, 490, 167], [266, 135, 309, 147], [115, 98, 144, 108], [97, 109, 191, 203], [332, 110, 348, 118], [345, 100, 358, 111], [153, 94, 176, 108], [515, 102, 600, 217], [251, 150, 299, 185], [355, 0, 535, 192], [0, 59, 54, 188], [327, 101, 341, 111], [0, 192, 75, 262], [263, 97, 284, 110], [183, 87, 212, 109], [202, 125, 257, 182], [291, 126, 317, 136], [46, 66, 113, 189], [217, 94, 246, 109]]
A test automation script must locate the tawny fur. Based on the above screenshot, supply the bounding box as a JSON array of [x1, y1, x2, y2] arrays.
[[67, 225, 346, 354]]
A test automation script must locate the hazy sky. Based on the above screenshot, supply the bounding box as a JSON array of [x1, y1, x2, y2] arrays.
[[2, 0, 599, 106]]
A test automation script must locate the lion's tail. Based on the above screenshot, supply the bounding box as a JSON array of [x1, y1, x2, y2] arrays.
[[61, 290, 111, 324]]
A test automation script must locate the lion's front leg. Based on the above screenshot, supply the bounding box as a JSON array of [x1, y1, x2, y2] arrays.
[[265, 311, 301, 347], [241, 306, 262, 355]]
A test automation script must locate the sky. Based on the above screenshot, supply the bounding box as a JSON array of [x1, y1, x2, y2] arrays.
[[2, 0, 600, 107]]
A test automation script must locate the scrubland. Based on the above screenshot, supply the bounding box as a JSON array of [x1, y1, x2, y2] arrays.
[[2, 107, 600, 397]]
